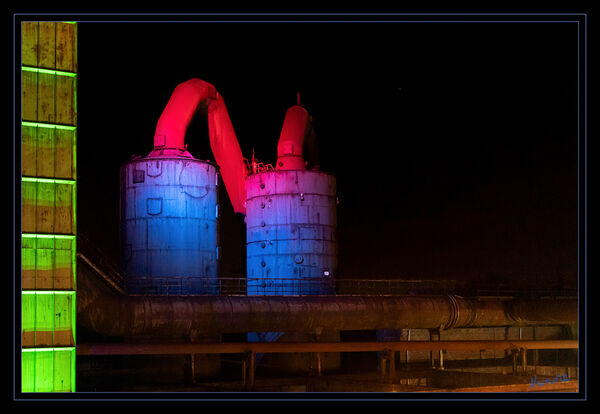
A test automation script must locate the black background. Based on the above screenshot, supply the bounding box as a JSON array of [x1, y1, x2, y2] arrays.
[[75, 18, 578, 290]]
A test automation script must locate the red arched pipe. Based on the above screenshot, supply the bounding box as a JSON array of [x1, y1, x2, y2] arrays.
[[151, 78, 248, 215]]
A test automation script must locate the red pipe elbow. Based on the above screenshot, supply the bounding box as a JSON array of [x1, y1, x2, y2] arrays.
[[150, 78, 248, 214]]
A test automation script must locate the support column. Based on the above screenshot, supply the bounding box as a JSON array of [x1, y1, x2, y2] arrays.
[[429, 328, 440, 369], [521, 348, 528, 376], [379, 352, 387, 382], [379, 349, 393, 383], [245, 350, 255, 391], [388, 350, 396, 383]]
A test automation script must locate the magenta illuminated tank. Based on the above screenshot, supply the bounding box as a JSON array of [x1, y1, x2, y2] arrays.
[[245, 105, 338, 295]]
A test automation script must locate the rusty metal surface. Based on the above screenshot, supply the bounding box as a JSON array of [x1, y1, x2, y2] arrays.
[[78, 284, 578, 337], [510, 298, 579, 324]]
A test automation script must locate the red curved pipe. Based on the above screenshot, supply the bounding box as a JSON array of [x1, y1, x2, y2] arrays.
[[151, 78, 248, 215], [276, 105, 319, 170]]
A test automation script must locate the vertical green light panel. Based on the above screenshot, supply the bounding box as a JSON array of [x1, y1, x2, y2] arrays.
[[22, 291, 76, 348], [21, 21, 77, 393], [22, 348, 76, 392]]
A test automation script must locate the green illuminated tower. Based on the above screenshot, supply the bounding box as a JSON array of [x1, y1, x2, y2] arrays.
[[21, 22, 77, 392]]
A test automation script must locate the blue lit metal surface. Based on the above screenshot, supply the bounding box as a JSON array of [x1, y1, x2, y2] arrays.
[[245, 170, 337, 295], [120, 157, 219, 294]]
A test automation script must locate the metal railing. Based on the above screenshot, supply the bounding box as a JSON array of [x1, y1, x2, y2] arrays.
[[77, 233, 126, 294], [127, 276, 337, 296], [125, 276, 461, 296], [75, 235, 576, 298], [335, 279, 456, 296], [96, 273, 576, 298], [243, 156, 275, 174]]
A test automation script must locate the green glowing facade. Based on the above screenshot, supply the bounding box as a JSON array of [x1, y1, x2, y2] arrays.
[[21, 21, 77, 392]]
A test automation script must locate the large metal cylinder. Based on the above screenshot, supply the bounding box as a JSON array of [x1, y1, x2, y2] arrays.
[[245, 169, 337, 295], [120, 157, 220, 294]]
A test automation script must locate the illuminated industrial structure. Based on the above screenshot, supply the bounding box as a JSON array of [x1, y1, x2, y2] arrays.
[[120, 79, 246, 295], [19, 24, 579, 394], [246, 104, 338, 296], [120, 150, 220, 294]]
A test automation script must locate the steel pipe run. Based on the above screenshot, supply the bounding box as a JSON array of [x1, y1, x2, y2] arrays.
[[77, 268, 577, 337]]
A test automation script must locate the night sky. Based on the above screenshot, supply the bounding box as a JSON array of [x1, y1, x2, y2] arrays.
[[75, 18, 579, 290]]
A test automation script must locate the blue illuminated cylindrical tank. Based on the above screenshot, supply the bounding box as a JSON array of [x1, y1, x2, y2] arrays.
[[120, 156, 220, 295], [245, 169, 337, 295]]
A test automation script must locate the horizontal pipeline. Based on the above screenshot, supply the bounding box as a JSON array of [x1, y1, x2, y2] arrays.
[[77, 264, 578, 336], [76, 340, 578, 356], [77, 294, 578, 337]]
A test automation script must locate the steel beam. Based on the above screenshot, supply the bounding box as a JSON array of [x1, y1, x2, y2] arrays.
[[77, 339, 578, 356], [427, 380, 579, 393]]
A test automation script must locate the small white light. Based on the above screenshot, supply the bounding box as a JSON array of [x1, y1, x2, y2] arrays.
[[324, 271, 330, 276]]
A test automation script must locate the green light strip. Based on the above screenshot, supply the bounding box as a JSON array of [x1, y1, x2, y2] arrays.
[[21, 291, 75, 295], [22, 66, 77, 78], [22, 121, 76, 131], [22, 347, 75, 353], [21, 233, 75, 239], [22, 177, 76, 185], [71, 294, 76, 346]]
